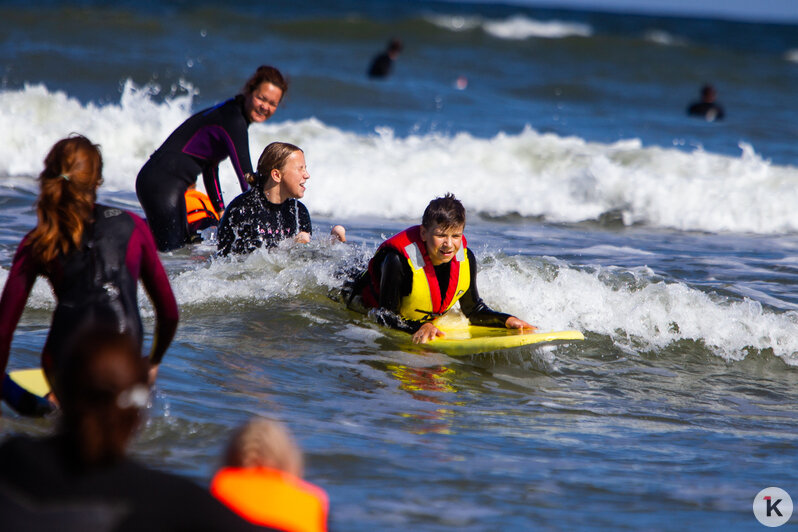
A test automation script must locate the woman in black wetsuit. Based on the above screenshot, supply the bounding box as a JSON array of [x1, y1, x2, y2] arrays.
[[217, 142, 346, 256], [0, 135, 178, 409], [136, 65, 287, 252]]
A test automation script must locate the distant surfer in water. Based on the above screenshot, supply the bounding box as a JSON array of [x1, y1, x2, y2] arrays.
[[0, 136, 178, 407], [136, 65, 287, 252], [345, 193, 534, 343], [216, 142, 346, 256], [367, 38, 402, 79], [687, 84, 725, 122]]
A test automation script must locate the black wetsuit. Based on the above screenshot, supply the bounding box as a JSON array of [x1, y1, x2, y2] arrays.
[[367, 53, 393, 79], [216, 187, 312, 256], [353, 248, 511, 333], [0, 205, 178, 383], [136, 95, 255, 252], [687, 101, 725, 121], [0, 435, 274, 532]]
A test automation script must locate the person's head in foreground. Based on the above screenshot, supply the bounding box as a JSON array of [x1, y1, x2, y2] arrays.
[[222, 417, 303, 477], [58, 328, 149, 466], [420, 192, 466, 266], [213, 418, 330, 532]]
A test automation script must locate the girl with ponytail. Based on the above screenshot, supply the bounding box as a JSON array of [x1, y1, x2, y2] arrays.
[[216, 142, 346, 256], [0, 135, 179, 411]]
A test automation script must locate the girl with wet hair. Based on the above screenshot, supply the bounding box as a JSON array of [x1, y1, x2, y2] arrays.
[[216, 142, 346, 256], [0, 135, 178, 408]]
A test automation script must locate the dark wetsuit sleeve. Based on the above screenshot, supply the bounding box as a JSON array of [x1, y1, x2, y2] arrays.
[[0, 239, 39, 388], [127, 215, 179, 365], [458, 248, 512, 327], [373, 250, 423, 333], [298, 202, 312, 234], [202, 165, 225, 213]]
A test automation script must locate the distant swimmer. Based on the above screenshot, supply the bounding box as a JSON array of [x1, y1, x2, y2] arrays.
[[687, 84, 725, 122], [217, 142, 346, 256], [136, 65, 288, 252], [367, 38, 403, 79], [0, 136, 178, 405], [344, 193, 535, 344]]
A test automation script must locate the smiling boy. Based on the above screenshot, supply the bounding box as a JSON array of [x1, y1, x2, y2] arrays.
[[349, 193, 534, 343]]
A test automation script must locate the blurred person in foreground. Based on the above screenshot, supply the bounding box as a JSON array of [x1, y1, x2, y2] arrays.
[[0, 328, 273, 531], [212, 417, 329, 532]]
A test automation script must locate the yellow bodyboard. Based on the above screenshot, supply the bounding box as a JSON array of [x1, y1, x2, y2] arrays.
[[8, 368, 50, 398], [424, 315, 585, 356]]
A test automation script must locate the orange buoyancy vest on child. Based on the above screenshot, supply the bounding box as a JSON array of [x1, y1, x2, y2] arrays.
[[185, 189, 219, 230], [360, 225, 470, 322], [211, 467, 329, 532]]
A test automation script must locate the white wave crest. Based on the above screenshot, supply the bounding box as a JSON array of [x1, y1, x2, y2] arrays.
[[643, 30, 687, 46], [0, 80, 195, 192], [478, 255, 798, 366], [2, 83, 798, 235], [426, 13, 592, 39], [483, 14, 592, 39]]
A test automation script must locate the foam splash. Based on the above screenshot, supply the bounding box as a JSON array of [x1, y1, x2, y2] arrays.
[[2, 83, 798, 235], [425, 13, 592, 39], [643, 30, 687, 46], [0, 80, 195, 191], [2, 241, 796, 365]]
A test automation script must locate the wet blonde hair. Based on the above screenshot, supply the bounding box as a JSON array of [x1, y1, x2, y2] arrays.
[[27, 135, 103, 264], [245, 142, 302, 187], [223, 418, 304, 477]]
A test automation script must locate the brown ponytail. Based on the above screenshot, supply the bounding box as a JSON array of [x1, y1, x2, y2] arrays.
[[26, 135, 103, 264]]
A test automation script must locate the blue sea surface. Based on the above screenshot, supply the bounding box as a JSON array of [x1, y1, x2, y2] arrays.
[[1, 1, 798, 530]]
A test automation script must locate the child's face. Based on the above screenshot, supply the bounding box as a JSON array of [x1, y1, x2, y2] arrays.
[[420, 223, 464, 266], [276, 150, 309, 199]]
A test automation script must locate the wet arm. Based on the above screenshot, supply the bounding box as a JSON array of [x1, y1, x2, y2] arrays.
[[132, 218, 179, 365], [374, 250, 423, 333], [202, 166, 225, 213], [0, 241, 39, 391]]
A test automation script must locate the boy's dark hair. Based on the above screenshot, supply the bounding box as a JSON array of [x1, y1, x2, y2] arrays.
[[421, 193, 465, 229]]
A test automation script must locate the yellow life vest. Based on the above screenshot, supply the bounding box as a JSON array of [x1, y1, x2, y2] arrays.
[[363, 225, 470, 322]]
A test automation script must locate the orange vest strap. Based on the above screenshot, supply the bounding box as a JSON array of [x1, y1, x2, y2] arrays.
[[211, 467, 329, 532]]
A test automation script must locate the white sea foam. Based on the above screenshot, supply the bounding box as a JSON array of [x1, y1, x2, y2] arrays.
[[785, 49, 798, 63], [3, 239, 796, 365], [165, 245, 798, 366], [426, 13, 592, 39], [643, 30, 687, 46], [2, 83, 798, 235]]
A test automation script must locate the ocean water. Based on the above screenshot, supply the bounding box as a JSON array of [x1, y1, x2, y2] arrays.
[[2, 1, 798, 529]]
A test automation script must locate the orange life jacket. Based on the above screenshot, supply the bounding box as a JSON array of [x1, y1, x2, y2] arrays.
[[211, 467, 329, 532], [185, 189, 219, 225]]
